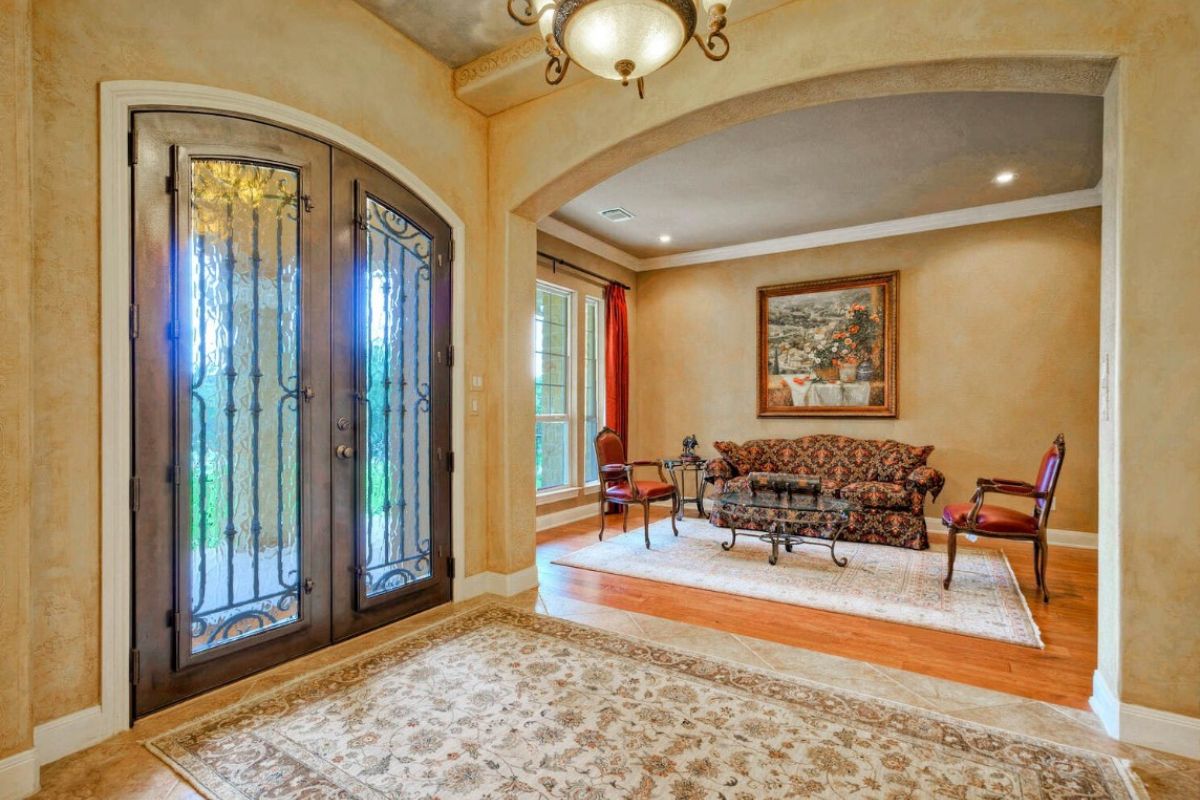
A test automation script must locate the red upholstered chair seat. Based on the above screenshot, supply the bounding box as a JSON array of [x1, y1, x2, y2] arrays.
[[606, 480, 675, 501], [942, 502, 1038, 534]]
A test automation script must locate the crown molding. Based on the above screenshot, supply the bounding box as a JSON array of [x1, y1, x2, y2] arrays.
[[540, 188, 1103, 274], [537, 215, 643, 271]]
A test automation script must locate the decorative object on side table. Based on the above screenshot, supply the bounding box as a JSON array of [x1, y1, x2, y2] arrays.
[[942, 434, 1066, 602], [758, 271, 897, 417], [681, 433, 699, 460]]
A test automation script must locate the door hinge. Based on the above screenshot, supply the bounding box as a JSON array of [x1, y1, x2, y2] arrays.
[[165, 172, 178, 194], [447, 556, 456, 580], [446, 451, 455, 473], [167, 318, 181, 340], [127, 129, 138, 166], [447, 345, 455, 368], [129, 648, 141, 686], [169, 465, 182, 485], [301, 194, 314, 213], [170, 610, 180, 629], [449, 237, 455, 265], [354, 213, 367, 231], [129, 476, 141, 513], [129, 304, 140, 340]]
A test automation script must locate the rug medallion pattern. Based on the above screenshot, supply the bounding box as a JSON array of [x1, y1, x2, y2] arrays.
[[149, 605, 1142, 799]]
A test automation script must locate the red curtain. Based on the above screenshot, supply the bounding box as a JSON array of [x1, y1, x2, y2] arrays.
[[604, 283, 630, 448]]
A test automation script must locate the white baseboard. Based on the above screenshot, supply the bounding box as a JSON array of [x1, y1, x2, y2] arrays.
[[1090, 669, 1121, 737], [536, 503, 597, 532], [0, 749, 38, 800], [1091, 669, 1200, 759], [33, 705, 107, 767], [454, 564, 540, 601], [924, 517, 1097, 549]]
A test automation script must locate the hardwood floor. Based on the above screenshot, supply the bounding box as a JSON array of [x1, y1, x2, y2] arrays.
[[537, 506, 1099, 709]]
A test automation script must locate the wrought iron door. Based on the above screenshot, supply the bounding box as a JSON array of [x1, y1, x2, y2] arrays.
[[330, 151, 453, 640], [131, 112, 452, 717]]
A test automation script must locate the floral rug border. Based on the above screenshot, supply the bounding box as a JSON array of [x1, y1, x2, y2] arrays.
[[147, 602, 1145, 800]]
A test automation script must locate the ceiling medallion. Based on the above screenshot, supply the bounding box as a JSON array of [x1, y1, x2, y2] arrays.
[[506, 0, 731, 98]]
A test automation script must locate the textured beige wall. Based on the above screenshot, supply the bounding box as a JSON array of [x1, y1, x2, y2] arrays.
[[489, 1, 1200, 718], [0, 0, 34, 761], [630, 211, 1100, 532], [534, 232, 638, 519], [28, 0, 488, 724]]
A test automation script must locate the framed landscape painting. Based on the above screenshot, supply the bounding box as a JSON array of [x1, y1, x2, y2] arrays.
[[758, 271, 897, 417]]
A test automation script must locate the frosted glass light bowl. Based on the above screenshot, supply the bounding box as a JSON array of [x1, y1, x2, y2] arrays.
[[558, 0, 694, 81]]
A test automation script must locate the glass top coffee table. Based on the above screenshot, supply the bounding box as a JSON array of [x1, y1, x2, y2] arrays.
[[713, 489, 857, 567]]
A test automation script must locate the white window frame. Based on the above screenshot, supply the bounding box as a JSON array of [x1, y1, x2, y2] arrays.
[[535, 280, 575, 500], [582, 295, 606, 490]]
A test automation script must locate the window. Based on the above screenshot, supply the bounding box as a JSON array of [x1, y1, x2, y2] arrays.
[[534, 275, 606, 500], [535, 283, 572, 491], [583, 297, 604, 484]]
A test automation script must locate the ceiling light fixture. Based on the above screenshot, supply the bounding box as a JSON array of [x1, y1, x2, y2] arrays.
[[507, 0, 732, 98], [658, 234, 672, 243], [993, 170, 1017, 185]]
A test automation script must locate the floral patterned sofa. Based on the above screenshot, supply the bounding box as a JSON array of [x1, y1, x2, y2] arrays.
[[705, 435, 945, 550]]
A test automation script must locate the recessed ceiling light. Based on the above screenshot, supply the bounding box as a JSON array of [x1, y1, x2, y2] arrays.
[[658, 234, 672, 243], [993, 170, 1017, 185]]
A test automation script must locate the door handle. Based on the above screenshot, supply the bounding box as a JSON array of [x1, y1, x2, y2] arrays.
[[336, 444, 355, 460]]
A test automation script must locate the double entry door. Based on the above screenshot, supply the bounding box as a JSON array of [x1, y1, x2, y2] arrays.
[[131, 112, 452, 717]]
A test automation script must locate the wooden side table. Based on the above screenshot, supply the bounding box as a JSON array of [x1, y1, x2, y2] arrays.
[[664, 458, 708, 520]]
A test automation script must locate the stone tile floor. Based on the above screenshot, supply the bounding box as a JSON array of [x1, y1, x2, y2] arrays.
[[33, 590, 1200, 798]]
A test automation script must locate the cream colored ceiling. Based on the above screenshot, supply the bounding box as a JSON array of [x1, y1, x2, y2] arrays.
[[551, 92, 1104, 258]]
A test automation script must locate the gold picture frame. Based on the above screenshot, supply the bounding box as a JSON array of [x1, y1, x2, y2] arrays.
[[758, 271, 897, 417]]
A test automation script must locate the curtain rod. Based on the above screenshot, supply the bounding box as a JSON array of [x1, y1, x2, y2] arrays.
[[538, 250, 631, 291]]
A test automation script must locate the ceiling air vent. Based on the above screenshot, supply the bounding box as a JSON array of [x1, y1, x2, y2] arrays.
[[599, 207, 635, 223]]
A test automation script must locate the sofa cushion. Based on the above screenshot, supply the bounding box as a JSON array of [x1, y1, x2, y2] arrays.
[[791, 434, 880, 485], [714, 439, 802, 475], [840, 481, 912, 511], [872, 440, 934, 482]]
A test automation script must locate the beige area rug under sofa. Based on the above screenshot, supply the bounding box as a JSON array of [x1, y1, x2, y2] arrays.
[[553, 516, 1044, 648], [147, 604, 1142, 799]]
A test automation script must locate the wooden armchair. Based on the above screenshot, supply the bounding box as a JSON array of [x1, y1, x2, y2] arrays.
[[595, 427, 679, 549], [941, 434, 1065, 602]]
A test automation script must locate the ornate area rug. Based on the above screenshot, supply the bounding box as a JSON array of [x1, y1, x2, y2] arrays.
[[554, 517, 1043, 648], [147, 604, 1141, 799]]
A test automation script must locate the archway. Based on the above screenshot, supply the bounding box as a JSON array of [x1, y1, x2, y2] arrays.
[[489, 50, 1159, 747]]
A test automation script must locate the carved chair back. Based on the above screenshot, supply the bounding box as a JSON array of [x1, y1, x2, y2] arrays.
[[595, 427, 626, 485], [1033, 434, 1067, 529]]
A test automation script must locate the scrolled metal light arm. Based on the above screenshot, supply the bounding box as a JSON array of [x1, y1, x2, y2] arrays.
[[506, 0, 557, 25], [694, 2, 731, 61], [545, 53, 571, 85]]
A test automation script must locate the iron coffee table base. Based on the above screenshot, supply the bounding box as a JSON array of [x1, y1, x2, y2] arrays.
[[721, 524, 849, 567]]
